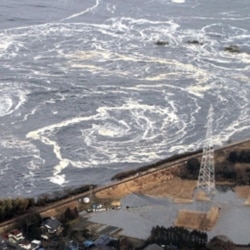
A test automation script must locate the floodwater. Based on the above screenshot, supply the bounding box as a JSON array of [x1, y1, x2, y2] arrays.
[[88, 187, 250, 244], [0, 0, 249, 198]]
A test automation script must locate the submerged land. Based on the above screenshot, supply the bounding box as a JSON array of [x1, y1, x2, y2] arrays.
[[91, 139, 250, 238]]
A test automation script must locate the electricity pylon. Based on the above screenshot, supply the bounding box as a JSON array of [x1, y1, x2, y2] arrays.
[[197, 105, 215, 196]]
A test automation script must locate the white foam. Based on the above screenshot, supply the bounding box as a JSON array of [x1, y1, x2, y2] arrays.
[[187, 84, 212, 97], [171, 0, 185, 3], [98, 127, 119, 137], [0, 40, 11, 51], [61, 0, 101, 21], [0, 83, 28, 116], [50, 174, 66, 185], [0, 3, 249, 197]]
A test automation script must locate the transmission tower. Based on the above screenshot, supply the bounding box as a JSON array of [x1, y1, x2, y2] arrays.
[[197, 105, 215, 195]]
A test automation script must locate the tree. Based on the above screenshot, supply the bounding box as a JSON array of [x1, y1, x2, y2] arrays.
[[187, 158, 200, 173], [207, 236, 234, 250], [148, 226, 208, 249], [20, 213, 42, 240], [61, 207, 78, 222]]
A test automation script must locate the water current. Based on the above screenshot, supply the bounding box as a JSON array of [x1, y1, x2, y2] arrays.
[[0, 0, 249, 197]]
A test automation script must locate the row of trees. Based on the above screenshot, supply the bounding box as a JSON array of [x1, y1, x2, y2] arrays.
[[181, 149, 250, 184], [148, 226, 208, 249], [0, 184, 93, 222], [0, 194, 73, 222], [0, 197, 34, 221], [228, 150, 250, 163]]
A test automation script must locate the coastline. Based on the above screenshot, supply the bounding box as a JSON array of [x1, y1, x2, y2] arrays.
[[0, 138, 250, 244]]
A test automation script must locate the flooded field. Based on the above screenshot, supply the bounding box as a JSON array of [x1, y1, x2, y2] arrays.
[[88, 186, 250, 244]]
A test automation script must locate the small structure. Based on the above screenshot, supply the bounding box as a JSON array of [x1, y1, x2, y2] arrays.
[[8, 229, 24, 244], [94, 234, 116, 247], [41, 217, 63, 235], [18, 240, 31, 249], [83, 240, 94, 248], [41, 234, 49, 240], [83, 197, 90, 204], [111, 200, 121, 210], [31, 239, 42, 250]]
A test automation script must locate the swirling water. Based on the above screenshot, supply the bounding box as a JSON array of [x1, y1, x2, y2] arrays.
[[0, 0, 249, 197]]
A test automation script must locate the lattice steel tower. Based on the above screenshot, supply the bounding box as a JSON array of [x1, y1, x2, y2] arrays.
[[197, 105, 215, 195]]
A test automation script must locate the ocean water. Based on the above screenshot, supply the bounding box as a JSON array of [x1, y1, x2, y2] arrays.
[[0, 0, 249, 197]]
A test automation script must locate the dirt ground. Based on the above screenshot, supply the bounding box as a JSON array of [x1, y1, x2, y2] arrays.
[[95, 172, 197, 202], [175, 206, 220, 231], [142, 177, 197, 202], [95, 169, 249, 205], [234, 186, 250, 205]]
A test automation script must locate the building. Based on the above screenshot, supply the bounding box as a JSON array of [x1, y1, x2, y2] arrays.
[[8, 229, 24, 244], [41, 217, 63, 235]]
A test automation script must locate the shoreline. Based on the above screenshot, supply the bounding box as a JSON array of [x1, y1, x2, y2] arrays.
[[0, 138, 250, 239]]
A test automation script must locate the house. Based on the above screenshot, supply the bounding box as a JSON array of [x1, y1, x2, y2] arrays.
[[41, 234, 49, 240], [94, 235, 116, 247], [30, 239, 41, 250], [83, 240, 94, 248], [8, 229, 24, 244], [41, 217, 62, 235], [18, 240, 31, 249]]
